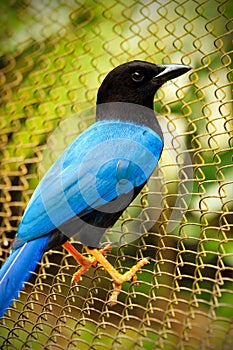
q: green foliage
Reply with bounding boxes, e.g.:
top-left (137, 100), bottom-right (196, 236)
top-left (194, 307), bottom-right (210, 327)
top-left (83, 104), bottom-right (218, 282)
top-left (0, 0), bottom-right (233, 346)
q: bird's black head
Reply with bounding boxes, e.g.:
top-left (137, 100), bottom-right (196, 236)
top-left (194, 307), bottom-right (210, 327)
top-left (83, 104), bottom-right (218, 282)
top-left (97, 60), bottom-right (191, 109)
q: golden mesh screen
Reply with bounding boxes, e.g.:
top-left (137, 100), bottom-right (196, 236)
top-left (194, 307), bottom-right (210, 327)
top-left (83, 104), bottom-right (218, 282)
top-left (0, 1), bottom-right (232, 349)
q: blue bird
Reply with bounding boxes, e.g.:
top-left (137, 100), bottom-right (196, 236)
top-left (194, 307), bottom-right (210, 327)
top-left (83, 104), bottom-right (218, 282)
top-left (0, 61), bottom-right (191, 317)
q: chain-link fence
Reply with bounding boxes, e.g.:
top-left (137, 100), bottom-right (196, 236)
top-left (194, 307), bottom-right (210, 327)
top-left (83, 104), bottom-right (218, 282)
top-left (0, 0), bottom-right (232, 349)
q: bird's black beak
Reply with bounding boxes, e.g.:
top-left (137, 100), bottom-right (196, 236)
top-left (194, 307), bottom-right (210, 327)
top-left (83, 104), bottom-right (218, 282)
top-left (152, 64), bottom-right (192, 84)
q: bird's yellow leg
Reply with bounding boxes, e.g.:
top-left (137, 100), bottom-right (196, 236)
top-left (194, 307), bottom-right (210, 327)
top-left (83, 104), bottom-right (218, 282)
top-left (85, 246), bottom-right (150, 305)
top-left (62, 241), bottom-right (111, 283)
top-left (62, 241), bottom-right (149, 305)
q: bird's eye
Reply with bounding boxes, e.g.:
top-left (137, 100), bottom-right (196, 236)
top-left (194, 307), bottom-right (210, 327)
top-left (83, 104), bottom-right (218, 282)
top-left (131, 70), bottom-right (145, 82)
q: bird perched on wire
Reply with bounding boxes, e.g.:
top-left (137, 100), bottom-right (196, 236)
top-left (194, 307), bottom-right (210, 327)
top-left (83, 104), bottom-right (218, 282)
top-left (0, 60), bottom-right (191, 317)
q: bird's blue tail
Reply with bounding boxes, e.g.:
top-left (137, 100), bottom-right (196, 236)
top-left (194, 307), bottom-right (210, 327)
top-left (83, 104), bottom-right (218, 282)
top-left (0, 235), bottom-right (50, 318)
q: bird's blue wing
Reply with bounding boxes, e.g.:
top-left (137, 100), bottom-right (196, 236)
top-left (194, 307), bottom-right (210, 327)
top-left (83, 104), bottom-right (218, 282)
top-left (0, 120), bottom-right (163, 316)
top-left (14, 120), bottom-right (163, 248)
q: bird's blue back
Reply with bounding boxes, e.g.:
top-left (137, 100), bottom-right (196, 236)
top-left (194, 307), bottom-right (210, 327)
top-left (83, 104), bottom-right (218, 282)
top-left (14, 120), bottom-right (163, 250)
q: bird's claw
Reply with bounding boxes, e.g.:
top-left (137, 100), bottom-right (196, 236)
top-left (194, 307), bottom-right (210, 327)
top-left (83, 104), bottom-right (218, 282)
top-left (63, 242), bottom-right (113, 282)
top-left (107, 257), bottom-right (150, 306)
top-left (63, 242), bottom-right (149, 305)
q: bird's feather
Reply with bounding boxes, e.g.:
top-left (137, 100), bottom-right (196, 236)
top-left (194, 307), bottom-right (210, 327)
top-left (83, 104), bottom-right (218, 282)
top-left (0, 235), bottom-right (51, 317)
top-left (0, 60), bottom-right (191, 317)
top-left (14, 120), bottom-right (163, 249)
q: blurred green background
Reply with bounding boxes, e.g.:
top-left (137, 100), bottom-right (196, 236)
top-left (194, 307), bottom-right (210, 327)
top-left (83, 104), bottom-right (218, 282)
top-left (0, 1), bottom-right (232, 349)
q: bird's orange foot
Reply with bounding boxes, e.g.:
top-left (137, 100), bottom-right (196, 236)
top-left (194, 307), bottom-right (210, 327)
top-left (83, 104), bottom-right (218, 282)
top-left (85, 246), bottom-right (150, 306)
top-left (62, 241), bottom-right (112, 282)
top-left (62, 241), bottom-right (149, 305)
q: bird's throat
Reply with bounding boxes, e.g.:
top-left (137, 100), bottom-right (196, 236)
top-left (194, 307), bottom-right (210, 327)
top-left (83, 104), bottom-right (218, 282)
top-left (96, 102), bottom-right (163, 141)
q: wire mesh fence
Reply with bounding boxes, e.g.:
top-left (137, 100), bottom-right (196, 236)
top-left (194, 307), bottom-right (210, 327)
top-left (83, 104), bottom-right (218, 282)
top-left (0, 0), bottom-right (232, 349)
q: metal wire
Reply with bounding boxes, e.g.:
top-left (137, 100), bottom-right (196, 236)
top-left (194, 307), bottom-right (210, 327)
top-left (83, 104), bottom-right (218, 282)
top-left (0, 0), bottom-right (232, 349)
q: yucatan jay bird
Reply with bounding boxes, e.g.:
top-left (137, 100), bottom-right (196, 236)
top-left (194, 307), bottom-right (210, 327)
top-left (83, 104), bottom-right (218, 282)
top-left (0, 60), bottom-right (191, 317)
